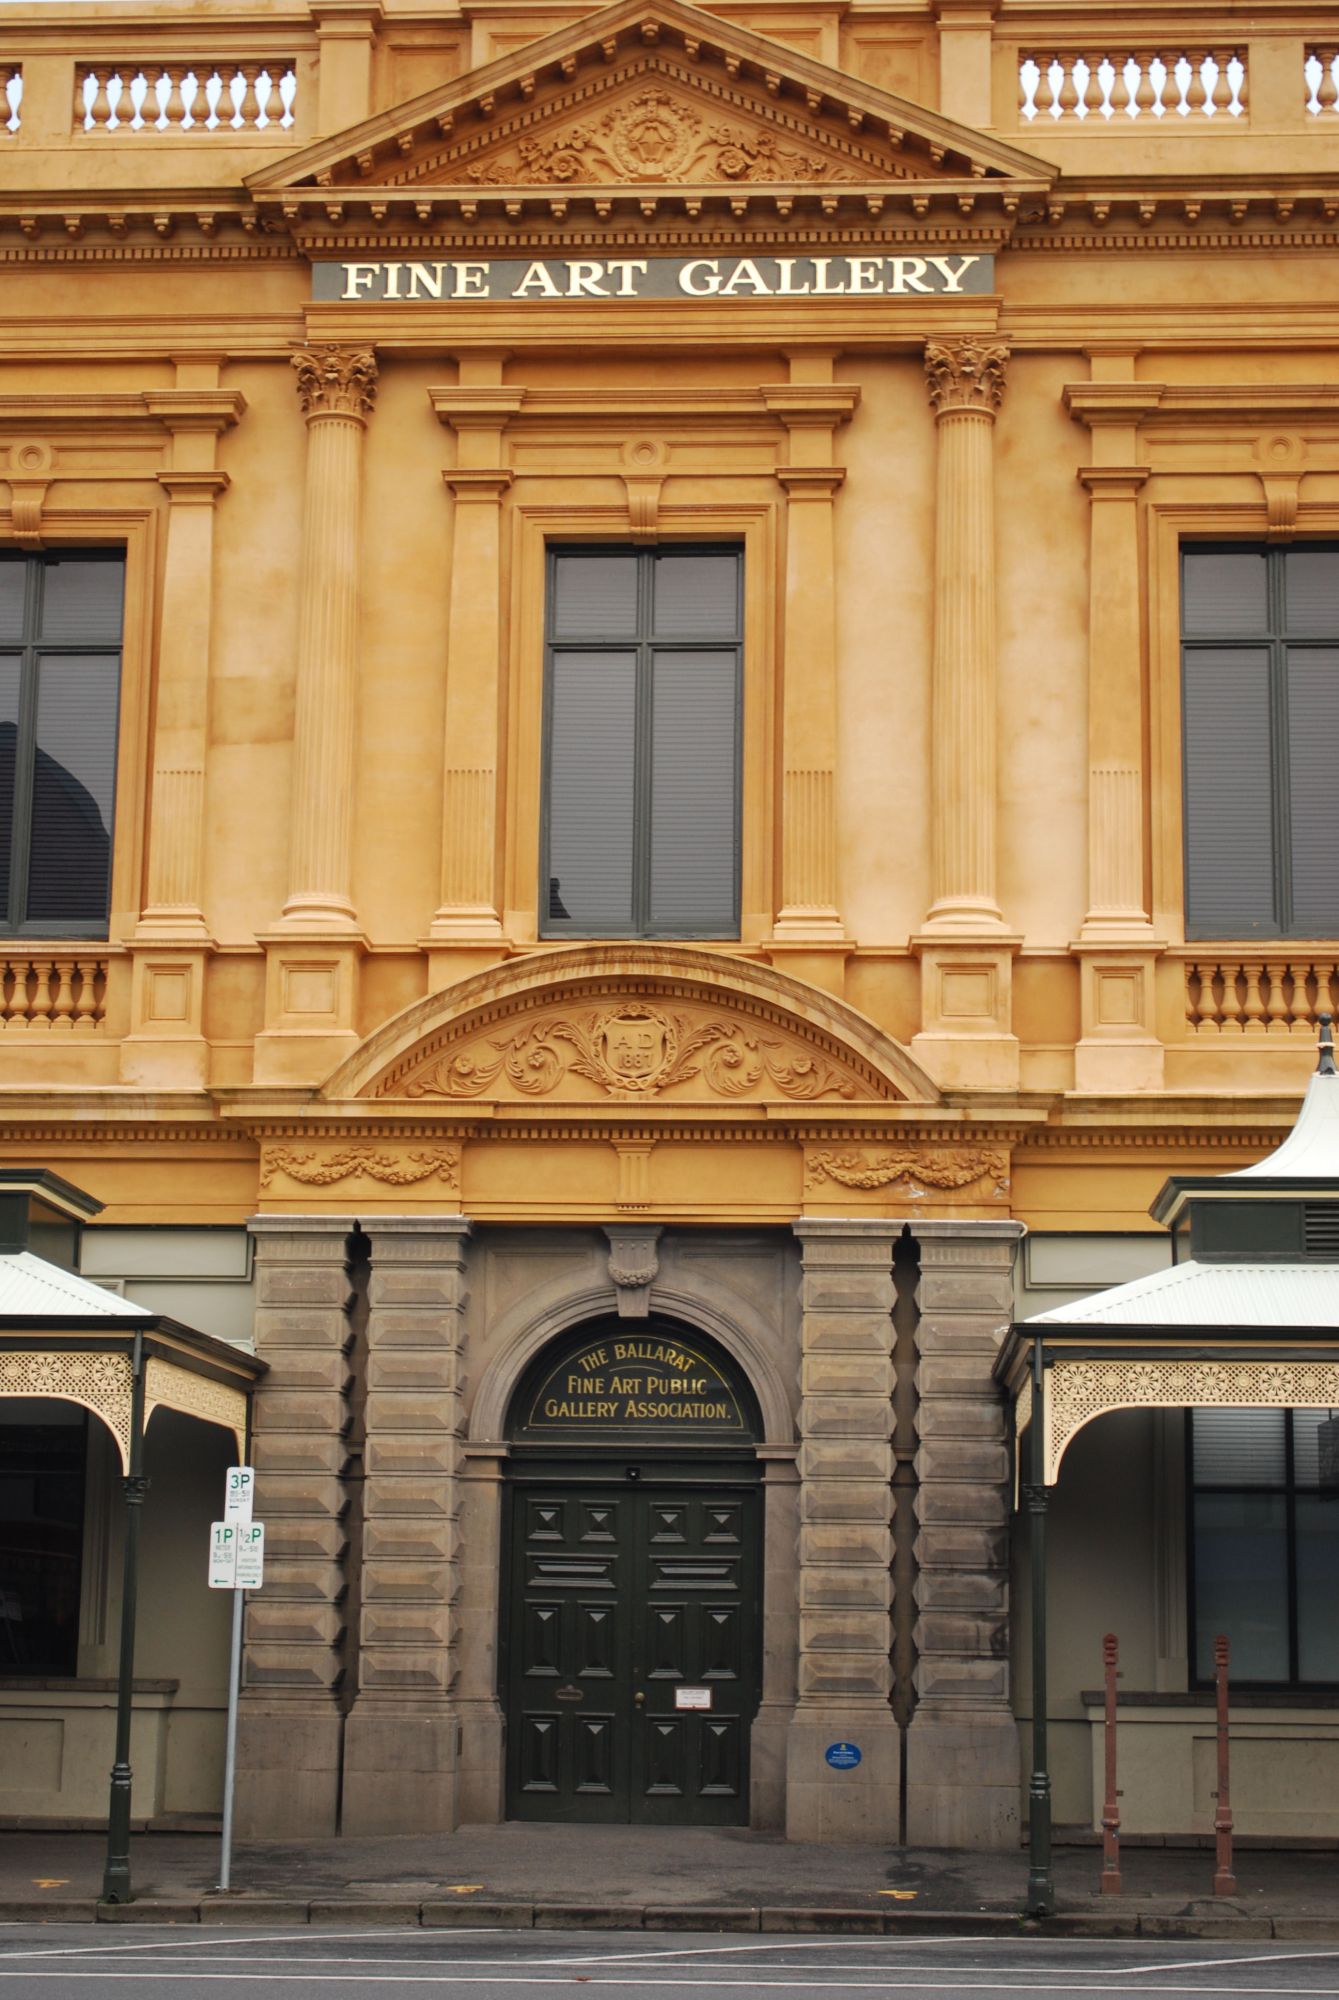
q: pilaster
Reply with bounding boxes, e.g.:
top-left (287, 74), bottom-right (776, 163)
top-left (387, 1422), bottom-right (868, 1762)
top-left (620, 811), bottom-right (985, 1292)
top-left (786, 1219), bottom-right (898, 1843)
top-left (905, 1219), bottom-right (1024, 1850)
top-left (312, 0), bottom-right (382, 134)
top-left (235, 1218), bottom-right (355, 1839)
top-left (426, 366), bottom-right (522, 980)
top-left (122, 377), bottom-right (243, 1089)
top-left (765, 361), bottom-right (859, 958)
top-left (256, 346), bottom-right (375, 1085)
top-left (341, 1217), bottom-right (470, 1835)
top-left (1065, 368), bottom-right (1167, 1091)
top-left (912, 340), bottom-right (1018, 1091)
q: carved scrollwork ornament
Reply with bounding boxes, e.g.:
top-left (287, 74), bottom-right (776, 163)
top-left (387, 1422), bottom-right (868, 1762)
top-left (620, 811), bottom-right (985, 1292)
top-left (923, 339), bottom-right (1010, 417)
top-left (292, 345), bottom-right (379, 421)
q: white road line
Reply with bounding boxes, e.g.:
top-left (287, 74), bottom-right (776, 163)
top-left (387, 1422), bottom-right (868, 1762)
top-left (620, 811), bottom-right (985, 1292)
top-left (1, 1970), bottom-right (1338, 1996)
top-left (528, 1939), bottom-right (1007, 1965)
top-left (0, 1931), bottom-right (440, 1962)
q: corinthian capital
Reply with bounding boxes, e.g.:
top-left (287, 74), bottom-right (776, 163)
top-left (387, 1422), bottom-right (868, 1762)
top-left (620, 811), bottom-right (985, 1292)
top-left (924, 339), bottom-right (1009, 417)
top-left (292, 345), bottom-right (378, 420)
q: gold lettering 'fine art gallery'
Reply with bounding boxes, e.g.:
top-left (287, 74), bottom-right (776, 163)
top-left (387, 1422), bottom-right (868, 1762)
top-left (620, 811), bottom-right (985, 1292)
top-left (3, 0), bottom-right (1339, 1877)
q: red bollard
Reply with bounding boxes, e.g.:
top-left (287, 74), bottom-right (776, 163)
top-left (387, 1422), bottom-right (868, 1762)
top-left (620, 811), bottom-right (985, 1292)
top-left (1100, 1633), bottom-right (1121, 1894)
top-left (1213, 1634), bottom-right (1237, 1897)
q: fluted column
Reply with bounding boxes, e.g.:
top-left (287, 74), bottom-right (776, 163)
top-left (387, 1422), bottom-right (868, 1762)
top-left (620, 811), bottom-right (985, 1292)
top-left (922, 339), bottom-right (1009, 933)
top-left (283, 345), bottom-right (377, 929)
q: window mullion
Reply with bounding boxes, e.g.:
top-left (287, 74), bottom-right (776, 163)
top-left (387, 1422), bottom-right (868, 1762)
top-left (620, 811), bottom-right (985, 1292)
top-left (1268, 551), bottom-right (1294, 936)
top-left (632, 554), bottom-right (654, 937)
top-left (10, 560), bottom-right (42, 932)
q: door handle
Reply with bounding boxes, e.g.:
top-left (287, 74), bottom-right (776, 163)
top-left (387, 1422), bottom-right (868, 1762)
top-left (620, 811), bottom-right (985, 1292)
top-left (634, 1690), bottom-right (645, 1707)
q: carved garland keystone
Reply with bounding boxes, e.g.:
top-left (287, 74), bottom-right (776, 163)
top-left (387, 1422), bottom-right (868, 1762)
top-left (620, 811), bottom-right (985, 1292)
top-left (923, 339), bottom-right (1010, 417)
top-left (292, 345), bottom-right (379, 421)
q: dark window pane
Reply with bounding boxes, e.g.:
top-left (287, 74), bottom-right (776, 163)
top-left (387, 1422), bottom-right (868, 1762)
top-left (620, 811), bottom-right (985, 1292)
top-left (1296, 1495), bottom-right (1339, 1682)
top-left (1193, 1407), bottom-right (1286, 1486)
top-left (551, 554), bottom-right (638, 640)
top-left (1286, 649), bottom-right (1339, 934)
top-left (649, 650), bottom-right (738, 932)
top-left (1284, 550), bottom-right (1339, 636)
top-left (1183, 551), bottom-right (1268, 635)
top-left (26, 655), bottom-right (118, 926)
top-left (1183, 647), bottom-right (1276, 934)
top-left (546, 651), bottom-right (636, 931)
top-left (0, 559), bottom-right (27, 644)
top-left (1293, 1409), bottom-right (1339, 1490)
top-left (0, 657), bottom-right (19, 922)
top-left (0, 1403), bottom-right (86, 1677)
top-left (1193, 1490), bottom-right (1289, 1681)
top-left (39, 557), bottom-right (123, 645)
top-left (652, 554), bottom-right (739, 639)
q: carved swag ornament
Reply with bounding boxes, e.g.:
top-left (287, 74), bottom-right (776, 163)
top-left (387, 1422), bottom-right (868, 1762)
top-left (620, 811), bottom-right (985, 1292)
top-left (392, 1002), bottom-right (859, 1101)
top-left (260, 1145), bottom-right (461, 1190)
top-left (464, 88), bottom-right (845, 186)
top-left (805, 1147), bottom-right (1008, 1195)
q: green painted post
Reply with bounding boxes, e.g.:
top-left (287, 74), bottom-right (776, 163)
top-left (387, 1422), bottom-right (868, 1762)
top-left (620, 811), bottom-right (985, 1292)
top-left (102, 1331), bottom-right (146, 1905)
top-left (1024, 1335), bottom-right (1055, 1918)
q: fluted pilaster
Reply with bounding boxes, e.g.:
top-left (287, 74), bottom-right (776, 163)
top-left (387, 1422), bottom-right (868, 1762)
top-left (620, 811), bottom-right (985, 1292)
top-left (1078, 466), bottom-right (1153, 935)
top-left (283, 346), bottom-right (376, 928)
top-left (922, 340), bottom-right (1008, 934)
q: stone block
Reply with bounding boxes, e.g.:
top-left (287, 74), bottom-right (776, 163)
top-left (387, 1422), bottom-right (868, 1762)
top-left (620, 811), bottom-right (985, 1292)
top-left (341, 1705), bottom-right (459, 1834)
top-left (364, 1435), bottom-right (461, 1475)
top-left (256, 1387), bottom-right (350, 1430)
top-left (799, 1398), bottom-right (893, 1439)
top-left (799, 1480), bottom-right (893, 1523)
top-left (252, 1313), bottom-right (350, 1350)
top-left (362, 1561), bottom-right (457, 1602)
top-left (799, 1568), bottom-right (891, 1609)
top-left (915, 1570), bottom-right (1008, 1613)
top-left (246, 1601), bottom-right (346, 1646)
top-left (260, 1558), bottom-right (346, 1601)
top-left (913, 1524), bottom-right (1006, 1570)
top-left (913, 1655), bottom-right (1010, 1703)
top-left (914, 1485), bottom-right (1009, 1527)
top-left (904, 1710), bottom-right (1020, 1850)
top-left (234, 1704), bottom-right (341, 1837)
top-left (801, 1354), bottom-right (894, 1395)
top-left (251, 1436), bottom-right (348, 1475)
top-left (799, 1610), bottom-right (890, 1654)
top-left (799, 1439), bottom-right (890, 1481)
top-left (913, 1356), bottom-right (1002, 1397)
top-left (364, 1518), bottom-right (457, 1560)
top-left (366, 1351), bottom-right (460, 1391)
top-left (798, 1522), bottom-right (890, 1567)
top-left (263, 1522), bottom-right (348, 1561)
top-left (916, 1441), bottom-right (1009, 1484)
top-left (360, 1603), bottom-right (453, 1646)
top-left (914, 1395), bottom-right (1006, 1436)
top-left (255, 1268), bottom-right (354, 1307)
top-left (914, 1609), bottom-right (1007, 1656)
top-left (797, 1313), bottom-right (895, 1352)
top-left (251, 1473), bottom-right (347, 1518)
top-left (359, 1648), bottom-right (455, 1692)
top-left (363, 1475), bottom-right (458, 1518)
top-left (785, 1708), bottom-right (900, 1842)
top-left (797, 1657), bottom-right (891, 1700)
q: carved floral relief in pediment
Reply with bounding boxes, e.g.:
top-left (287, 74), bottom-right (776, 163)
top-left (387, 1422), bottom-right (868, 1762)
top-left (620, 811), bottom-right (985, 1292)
top-left (374, 997), bottom-right (890, 1103)
top-left (455, 85), bottom-right (849, 187)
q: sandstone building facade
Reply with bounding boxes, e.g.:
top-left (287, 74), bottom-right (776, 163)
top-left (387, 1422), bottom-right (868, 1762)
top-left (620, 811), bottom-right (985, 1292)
top-left (1, 0), bottom-right (1338, 1850)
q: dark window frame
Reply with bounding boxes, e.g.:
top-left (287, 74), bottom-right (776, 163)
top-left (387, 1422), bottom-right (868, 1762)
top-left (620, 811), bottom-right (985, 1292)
top-left (1186, 1406), bottom-right (1339, 1692)
top-left (0, 549), bottom-right (123, 939)
top-left (539, 543), bottom-right (743, 942)
top-left (0, 1404), bottom-right (88, 1679)
top-left (1180, 539), bottom-right (1339, 941)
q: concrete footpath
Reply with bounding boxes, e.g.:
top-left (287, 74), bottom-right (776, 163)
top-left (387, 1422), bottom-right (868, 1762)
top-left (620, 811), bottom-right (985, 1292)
top-left (2, 1824), bottom-right (1338, 1939)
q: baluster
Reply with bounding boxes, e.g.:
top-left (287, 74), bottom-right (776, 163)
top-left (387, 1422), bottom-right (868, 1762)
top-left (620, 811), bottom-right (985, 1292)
top-left (88, 67), bottom-right (113, 131)
top-left (72, 962), bottom-right (99, 1031)
top-left (0, 962), bottom-right (16, 1028)
top-left (1018, 58), bottom-right (1033, 121)
top-left (1288, 963), bottom-right (1314, 1033)
top-left (28, 961), bottom-right (52, 1030)
top-left (1193, 963), bottom-right (1221, 1034)
top-left (1057, 56), bottom-right (1080, 117)
top-left (1082, 58), bottom-right (1105, 119)
top-left (49, 960), bottom-right (75, 1030)
top-left (237, 62), bottom-right (262, 128)
top-left (1032, 55), bottom-right (1057, 118)
top-left (1109, 54), bottom-right (1132, 118)
top-left (1320, 52), bottom-right (1339, 114)
top-left (1219, 962), bottom-right (1243, 1033)
top-left (160, 65), bottom-right (185, 128)
top-left (1134, 53), bottom-right (1157, 117)
top-left (1265, 960), bottom-right (1290, 1033)
top-left (6, 962), bottom-right (31, 1028)
top-left (1235, 54), bottom-right (1249, 117)
top-left (1322, 965), bottom-right (1339, 1020)
top-left (199, 67), bottom-right (221, 130)
top-left (1186, 49), bottom-right (1209, 115)
top-left (1211, 52), bottom-right (1233, 117)
top-left (1241, 962), bottom-right (1266, 1034)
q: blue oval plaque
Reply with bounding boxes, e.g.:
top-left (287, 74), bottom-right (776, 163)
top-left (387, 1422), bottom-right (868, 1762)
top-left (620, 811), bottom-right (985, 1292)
top-left (825, 1741), bottom-right (862, 1770)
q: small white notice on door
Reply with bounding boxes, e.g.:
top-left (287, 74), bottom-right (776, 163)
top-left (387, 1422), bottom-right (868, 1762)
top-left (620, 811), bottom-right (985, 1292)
top-left (675, 1687), bottom-right (712, 1710)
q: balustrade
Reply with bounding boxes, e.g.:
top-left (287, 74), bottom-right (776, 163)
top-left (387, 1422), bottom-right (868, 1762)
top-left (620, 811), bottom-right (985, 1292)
top-left (0, 957), bottom-right (106, 1031)
top-left (1020, 50), bottom-right (1245, 122)
top-left (1183, 957), bottom-right (1339, 1037)
top-left (76, 62), bottom-right (296, 133)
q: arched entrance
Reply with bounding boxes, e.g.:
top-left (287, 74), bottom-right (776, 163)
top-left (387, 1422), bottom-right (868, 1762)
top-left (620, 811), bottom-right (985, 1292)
top-left (502, 1315), bottom-right (764, 1825)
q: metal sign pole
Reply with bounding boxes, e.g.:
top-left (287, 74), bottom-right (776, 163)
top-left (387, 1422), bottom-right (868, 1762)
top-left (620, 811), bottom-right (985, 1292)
top-left (217, 1583), bottom-right (245, 1893)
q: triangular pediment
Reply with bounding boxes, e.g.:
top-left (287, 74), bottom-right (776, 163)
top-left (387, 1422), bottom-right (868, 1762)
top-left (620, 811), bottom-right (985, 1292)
top-left (249, 0), bottom-right (1054, 211)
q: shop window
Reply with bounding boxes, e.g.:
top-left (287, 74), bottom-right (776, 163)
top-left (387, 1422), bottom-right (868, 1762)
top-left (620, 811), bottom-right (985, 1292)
top-left (1181, 544), bottom-right (1339, 940)
top-left (1190, 1407), bottom-right (1339, 1687)
top-left (0, 1401), bottom-right (87, 1676)
top-left (0, 550), bottom-right (124, 937)
top-left (540, 546), bottom-right (742, 939)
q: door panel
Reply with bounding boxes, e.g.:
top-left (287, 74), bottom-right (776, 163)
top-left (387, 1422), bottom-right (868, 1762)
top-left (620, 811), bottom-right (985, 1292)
top-left (506, 1475), bottom-right (759, 1824)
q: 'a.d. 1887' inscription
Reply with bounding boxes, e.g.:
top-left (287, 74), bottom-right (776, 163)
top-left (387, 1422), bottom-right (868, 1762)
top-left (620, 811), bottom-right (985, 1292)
top-left (313, 252), bottom-right (993, 303)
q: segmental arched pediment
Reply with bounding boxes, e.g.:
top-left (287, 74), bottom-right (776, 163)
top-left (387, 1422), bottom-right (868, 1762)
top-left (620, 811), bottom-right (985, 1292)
top-left (323, 944), bottom-right (939, 1107)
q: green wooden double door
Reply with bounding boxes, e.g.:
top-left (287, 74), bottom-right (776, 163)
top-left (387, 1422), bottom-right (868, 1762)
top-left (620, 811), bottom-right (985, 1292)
top-left (504, 1467), bottom-right (762, 1824)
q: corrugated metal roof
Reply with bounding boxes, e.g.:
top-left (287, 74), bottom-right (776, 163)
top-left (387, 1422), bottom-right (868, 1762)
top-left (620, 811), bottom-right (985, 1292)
top-left (0, 1251), bottom-right (147, 1319)
top-left (1231, 1070), bottom-right (1339, 1181)
top-left (1025, 1258), bottom-right (1339, 1329)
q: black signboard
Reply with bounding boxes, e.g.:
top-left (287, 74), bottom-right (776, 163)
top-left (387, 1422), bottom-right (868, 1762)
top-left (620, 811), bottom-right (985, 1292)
top-left (512, 1325), bottom-right (753, 1441)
